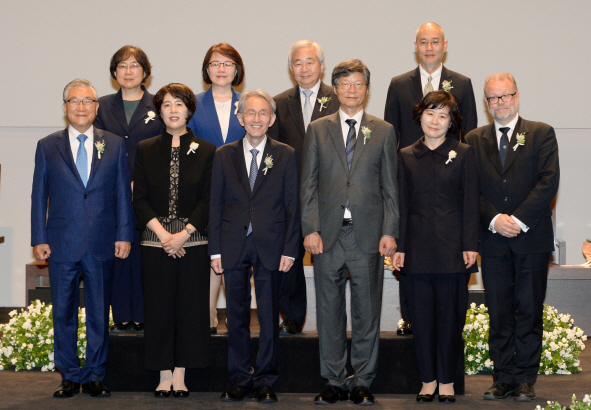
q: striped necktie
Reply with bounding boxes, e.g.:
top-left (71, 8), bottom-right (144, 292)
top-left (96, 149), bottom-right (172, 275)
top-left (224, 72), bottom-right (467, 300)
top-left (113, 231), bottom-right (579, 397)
top-left (76, 134), bottom-right (88, 187)
top-left (247, 148), bottom-right (259, 235)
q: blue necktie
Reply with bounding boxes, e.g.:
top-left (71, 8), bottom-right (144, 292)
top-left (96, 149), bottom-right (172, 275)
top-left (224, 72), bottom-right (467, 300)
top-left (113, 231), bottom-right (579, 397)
top-left (345, 119), bottom-right (357, 211)
top-left (302, 89), bottom-right (314, 131)
top-left (76, 134), bottom-right (88, 187)
top-left (247, 148), bottom-right (259, 236)
top-left (499, 127), bottom-right (510, 167)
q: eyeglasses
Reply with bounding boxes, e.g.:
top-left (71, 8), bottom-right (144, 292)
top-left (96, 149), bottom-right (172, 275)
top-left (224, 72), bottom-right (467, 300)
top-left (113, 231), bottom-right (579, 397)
top-left (66, 98), bottom-right (97, 106)
top-left (244, 110), bottom-right (270, 119)
top-left (486, 92), bottom-right (517, 105)
top-left (116, 63), bottom-right (142, 70)
top-left (417, 39), bottom-right (442, 47)
top-left (209, 61), bottom-right (236, 69)
top-left (337, 82), bottom-right (367, 90)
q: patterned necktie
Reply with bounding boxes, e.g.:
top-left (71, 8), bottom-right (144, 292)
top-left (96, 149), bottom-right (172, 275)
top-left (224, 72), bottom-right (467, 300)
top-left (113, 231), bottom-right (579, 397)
top-left (424, 75), bottom-right (434, 96)
top-left (499, 127), bottom-right (510, 167)
top-left (345, 119), bottom-right (357, 211)
top-left (76, 134), bottom-right (88, 187)
top-left (247, 148), bottom-right (259, 235)
top-left (302, 89), bottom-right (314, 131)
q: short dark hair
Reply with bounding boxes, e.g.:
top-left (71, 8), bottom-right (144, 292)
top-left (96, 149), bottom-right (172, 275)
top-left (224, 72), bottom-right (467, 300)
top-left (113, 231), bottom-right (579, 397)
top-left (202, 43), bottom-right (245, 86)
top-left (412, 90), bottom-right (462, 134)
top-left (109, 45), bottom-right (152, 83)
top-left (153, 83), bottom-right (197, 121)
top-left (331, 59), bottom-right (370, 88)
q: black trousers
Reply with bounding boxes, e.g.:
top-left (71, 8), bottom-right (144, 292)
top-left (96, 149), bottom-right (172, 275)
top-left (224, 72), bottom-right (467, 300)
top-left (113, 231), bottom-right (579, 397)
top-left (111, 226), bottom-right (144, 323)
top-left (279, 240), bottom-right (307, 327)
top-left (405, 273), bottom-right (470, 384)
top-left (481, 251), bottom-right (550, 385)
top-left (141, 245), bottom-right (212, 371)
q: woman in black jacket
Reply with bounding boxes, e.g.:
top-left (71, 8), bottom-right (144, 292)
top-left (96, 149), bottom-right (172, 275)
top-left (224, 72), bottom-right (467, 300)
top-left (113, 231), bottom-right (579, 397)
top-left (393, 90), bottom-right (479, 403)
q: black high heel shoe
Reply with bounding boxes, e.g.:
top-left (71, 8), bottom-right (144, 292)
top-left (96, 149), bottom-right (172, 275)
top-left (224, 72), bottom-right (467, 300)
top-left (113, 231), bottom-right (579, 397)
top-left (154, 387), bottom-right (171, 398)
top-left (416, 384), bottom-right (438, 403)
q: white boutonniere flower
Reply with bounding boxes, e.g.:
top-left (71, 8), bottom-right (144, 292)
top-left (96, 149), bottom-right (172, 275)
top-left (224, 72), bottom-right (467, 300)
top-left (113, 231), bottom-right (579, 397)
top-left (95, 140), bottom-right (105, 159)
top-left (234, 101), bottom-right (239, 115)
top-left (263, 154), bottom-right (273, 175)
top-left (446, 150), bottom-right (457, 164)
top-left (187, 141), bottom-right (199, 155)
top-left (317, 96), bottom-right (331, 112)
top-left (361, 126), bottom-right (371, 145)
top-left (144, 111), bottom-right (156, 124)
top-left (513, 132), bottom-right (526, 151)
top-left (441, 80), bottom-right (453, 92)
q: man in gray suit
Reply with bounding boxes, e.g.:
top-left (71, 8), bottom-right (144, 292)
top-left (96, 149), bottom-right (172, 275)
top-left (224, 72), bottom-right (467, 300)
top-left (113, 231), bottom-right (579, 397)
top-left (300, 59), bottom-right (399, 406)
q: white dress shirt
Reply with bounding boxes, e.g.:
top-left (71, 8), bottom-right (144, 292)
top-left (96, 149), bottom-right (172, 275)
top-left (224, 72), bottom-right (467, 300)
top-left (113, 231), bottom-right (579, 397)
top-left (419, 63), bottom-right (443, 92)
top-left (214, 100), bottom-right (232, 143)
top-left (68, 125), bottom-right (93, 177)
top-left (299, 80), bottom-right (322, 113)
top-left (488, 113), bottom-right (529, 233)
top-left (338, 108), bottom-right (364, 219)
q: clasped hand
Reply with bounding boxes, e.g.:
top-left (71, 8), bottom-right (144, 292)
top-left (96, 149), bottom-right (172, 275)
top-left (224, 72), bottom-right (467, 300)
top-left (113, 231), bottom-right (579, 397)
top-left (494, 214), bottom-right (522, 238)
top-left (161, 231), bottom-right (189, 258)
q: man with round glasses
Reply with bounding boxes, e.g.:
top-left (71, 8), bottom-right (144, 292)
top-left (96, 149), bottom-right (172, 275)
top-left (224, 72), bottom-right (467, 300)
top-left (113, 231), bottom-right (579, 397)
top-left (466, 72), bottom-right (560, 402)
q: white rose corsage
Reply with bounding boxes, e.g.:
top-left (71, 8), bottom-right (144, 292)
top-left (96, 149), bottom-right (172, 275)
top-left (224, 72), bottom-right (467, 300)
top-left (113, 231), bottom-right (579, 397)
top-left (361, 126), bottom-right (371, 145)
top-left (263, 154), bottom-right (273, 175)
top-left (145, 111), bottom-right (156, 124)
top-left (234, 101), bottom-right (239, 115)
top-left (445, 150), bottom-right (457, 164)
top-left (317, 96), bottom-right (331, 112)
top-left (187, 141), bottom-right (199, 155)
top-left (513, 132), bottom-right (526, 151)
top-left (441, 80), bottom-right (453, 92)
top-left (95, 140), bottom-right (105, 159)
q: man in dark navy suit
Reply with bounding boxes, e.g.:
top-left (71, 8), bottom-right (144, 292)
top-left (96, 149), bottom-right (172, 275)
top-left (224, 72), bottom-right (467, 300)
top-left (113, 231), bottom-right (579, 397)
top-left (268, 40), bottom-right (338, 335)
top-left (384, 22), bottom-right (477, 335)
top-left (31, 78), bottom-right (133, 398)
top-left (209, 90), bottom-right (301, 403)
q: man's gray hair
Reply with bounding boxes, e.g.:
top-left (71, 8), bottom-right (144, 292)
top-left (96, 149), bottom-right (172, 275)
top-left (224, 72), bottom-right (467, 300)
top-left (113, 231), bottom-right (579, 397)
top-left (236, 90), bottom-right (276, 115)
top-left (288, 40), bottom-right (325, 66)
top-left (331, 59), bottom-right (370, 88)
top-left (63, 78), bottom-right (98, 102)
top-left (484, 72), bottom-right (518, 94)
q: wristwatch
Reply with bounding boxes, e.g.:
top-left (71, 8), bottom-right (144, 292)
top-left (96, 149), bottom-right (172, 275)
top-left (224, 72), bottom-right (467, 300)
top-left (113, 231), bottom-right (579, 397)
top-left (185, 227), bottom-right (193, 235)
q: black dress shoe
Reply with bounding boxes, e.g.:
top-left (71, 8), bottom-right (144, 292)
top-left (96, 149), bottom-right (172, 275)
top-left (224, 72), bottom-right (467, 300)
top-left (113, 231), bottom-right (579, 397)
top-left (513, 383), bottom-right (535, 402)
top-left (397, 321), bottom-right (413, 335)
top-left (132, 322), bottom-right (144, 333)
top-left (82, 381), bottom-right (111, 397)
top-left (172, 389), bottom-right (189, 398)
top-left (350, 386), bottom-right (375, 406)
top-left (110, 322), bottom-right (131, 334)
top-left (416, 386), bottom-right (437, 403)
top-left (154, 388), bottom-right (171, 398)
top-left (53, 380), bottom-right (80, 398)
top-left (314, 385), bottom-right (349, 404)
top-left (439, 394), bottom-right (456, 403)
top-left (210, 326), bottom-right (217, 334)
top-left (221, 384), bottom-right (253, 402)
top-left (254, 384), bottom-right (278, 403)
top-left (483, 382), bottom-right (515, 400)
top-left (279, 318), bottom-right (302, 335)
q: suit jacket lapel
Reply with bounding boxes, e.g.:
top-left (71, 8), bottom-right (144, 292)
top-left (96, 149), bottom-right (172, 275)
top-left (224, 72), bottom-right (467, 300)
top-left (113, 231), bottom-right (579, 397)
top-left (482, 124), bottom-right (504, 174)
top-left (349, 114), bottom-right (368, 176)
top-left (110, 89), bottom-right (130, 133)
top-left (203, 88), bottom-right (225, 147)
top-left (286, 86), bottom-right (306, 139)
top-left (227, 89), bottom-right (242, 142)
top-left (127, 86), bottom-right (153, 132)
top-left (410, 67), bottom-right (423, 103)
top-left (250, 137), bottom-right (276, 198)
top-left (232, 139), bottom-right (251, 196)
top-left (56, 129), bottom-right (82, 184)
top-left (326, 113), bottom-right (349, 174)
top-left (311, 82), bottom-right (333, 122)
top-left (87, 127), bottom-right (102, 186)
top-left (503, 117), bottom-right (527, 172)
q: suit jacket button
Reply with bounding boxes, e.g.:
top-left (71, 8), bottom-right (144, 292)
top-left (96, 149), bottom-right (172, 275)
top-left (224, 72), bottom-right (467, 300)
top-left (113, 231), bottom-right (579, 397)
top-left (505, 197), bottom-right (508, 201)
top-left (503, 179), bottom-right (507, 183)
top-left (84, 195), bottom-right (88, 199)
top-left (250, 207), bottom-right (254, 211)
top-left (126, 153), bottom-right (129, 156)
top-left (125, 136), bottom-right (129, 139)
top-left (347, 182), bottom-right (351, 186)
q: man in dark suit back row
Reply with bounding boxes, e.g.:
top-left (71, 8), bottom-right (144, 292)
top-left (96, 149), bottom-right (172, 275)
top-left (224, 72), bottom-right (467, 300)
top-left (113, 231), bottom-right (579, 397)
top-left (268, 40), bottom-right (338, 335)
top-left (384, 22), bottom-right (478, 335)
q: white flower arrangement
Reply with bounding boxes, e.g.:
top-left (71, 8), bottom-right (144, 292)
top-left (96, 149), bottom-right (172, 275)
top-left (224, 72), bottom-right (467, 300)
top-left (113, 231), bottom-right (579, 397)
top-left (317, 96), bottom-right (331, 112)
top-left (263, 154), bottom-right (273, 175)
top-left (144, 111), bottom-right (156, 124)
top-left (234, 101), bottom-right (239, 115)
top-left (537, 394), bottom-right (591, 410)
top-left (441, 80), bottom-right (454, 92)
top-left (361, 126), bottom-right (371, 145)
top-left (187, 141), bottom-right (199, 155)
top-left (463, 303), bottom-right (586, 375)
top-left (513, 132), bottom-right (526, 151)
top-left (95, 140), bottom-right (105, 159)
top-left (446, 150), bottom-right (457, 165)
top-left (0, 300), bottom-right (113, 372)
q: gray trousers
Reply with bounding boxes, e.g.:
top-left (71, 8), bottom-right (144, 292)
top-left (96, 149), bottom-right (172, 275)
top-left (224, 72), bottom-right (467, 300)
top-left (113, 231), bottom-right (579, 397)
top-left (314, 225), bottom-right (383, 390)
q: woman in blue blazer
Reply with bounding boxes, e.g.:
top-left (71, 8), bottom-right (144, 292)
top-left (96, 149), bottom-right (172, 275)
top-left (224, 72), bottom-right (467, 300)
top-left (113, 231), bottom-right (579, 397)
top-left (187, 43), bottom-right (245, 333)
top-left (94, 45), bottom-right (164, 333)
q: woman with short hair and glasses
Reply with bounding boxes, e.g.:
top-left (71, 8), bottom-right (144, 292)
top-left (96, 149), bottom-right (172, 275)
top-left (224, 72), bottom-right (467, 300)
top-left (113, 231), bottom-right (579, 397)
top-left (134, 83), bottom-right (216, 397)
top-left (187, 43), bottom-right (246, 334)
top-left (94, 45), bottom-right (164, 335)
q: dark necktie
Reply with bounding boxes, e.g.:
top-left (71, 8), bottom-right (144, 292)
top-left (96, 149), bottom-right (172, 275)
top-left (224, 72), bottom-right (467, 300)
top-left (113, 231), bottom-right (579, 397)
top-left (76, 134), bottom-right (88, 187)
top-left (247, 148), bottom-right (259, 236)
top-left (345, 119), bottom-right (357, 211)
top-left (499, 127), bottom-right (510, 167)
